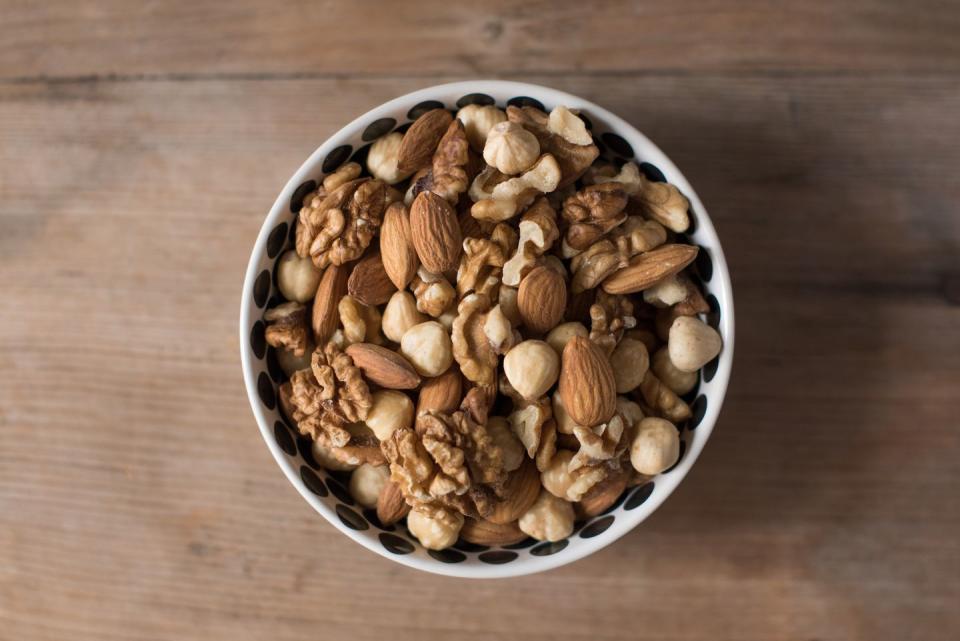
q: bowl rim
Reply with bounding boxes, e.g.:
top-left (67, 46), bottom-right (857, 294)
top-left (240, 80), bottom-right (735, 578)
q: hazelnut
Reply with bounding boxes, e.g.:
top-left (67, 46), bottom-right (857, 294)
top-left (668, 316), bottom-right (722, 373)
top-left (629, 417), bottom-right (680, 475)
top-left (456, 104), bottom-right (507, 152)
top-left (540, 449), bottom-right (576, 499)
top-left (503, 340), bottom-right (559, 401)
top-left (349, 463), bottom-right (389, 508)
top-left (518, 490), bottom-right (575, 542)
top-left (483, 121), bottom-right (540, 175)
top-left (366, 132), bottom-right (413, 185)
top-left (545, 322), bottom-right (588, 356)
top-left (311, 439), bottom-right (357, 472)
top-left (498, 286), bottom-right (522, 326)
top-left (400, 321), bottom-right (453, 377)
top-left (652, 346), bottom-right (698, 395)
top-left (551, 390), bottom-right (580, 435)
top-left (277, 249), bottom-right (322, 303)
top-left (381, 291), bottom-right (426, 343)
top-left (488, 416), bottom-right (525, 472)
top-left (365, 390), bottom-right (414, 441)
top-left (610, 338), bottom-right (650, 393)
top-left (407, 506), bottom-right (464, 550)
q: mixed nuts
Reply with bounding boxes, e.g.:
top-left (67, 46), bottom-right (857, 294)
top-left (269, 101), bottom-right (722, 551)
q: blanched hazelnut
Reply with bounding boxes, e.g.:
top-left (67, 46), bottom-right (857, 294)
top-left (407, 506), bottom-right (464, 550)
top-left (349, 463), bottom-right (389, 508)
top-left (610, 338), bottom-right (650, 393)
top-left (547, 106), bottom-right (593, 146)
top-left (400, 321), bottom-right (453, 377)
top-left (311, 439), bottom-right (357, 472)
top-left (540, 449), bottom-right (576, 498)
top-left (503, 340), bottom-right (559, 400)
top-left (668, 316), bottom-right (722, 372)
top-left (366, 132), bottom-right (413, 185)
top-left (483, 121), bottom-right (540, 175)
top-left (365, 390), bottom-right (414, 441)
top-left (382, 291), bottom-right (426, 343)
top-left (652, 346), bottom-right (698, 395)
top-left (488, 416), bottom-right (525, 472)
top-left (551, 390), bottom-right (580, 435)
top-left (545, 322), bottom-right (588, 356)
top-left (457, 104), bottom-right (507, 152)
top-left (630, 417), bottom-right (680, 475)
top-left (518, 490), bottom-right (575, 542)
top-left (277, 250), bottom-right (322, 303)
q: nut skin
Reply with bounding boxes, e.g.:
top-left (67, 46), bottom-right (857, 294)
top-left (630, 417), bottom-right (680, 475)
top-left (312, 263), bottom-right (350, 342)
top-left (409, 191), bottom-right (462, 274)
top-left (365, 390), bottom-right (414, 441)
top-left (376, 479), bottom-right (411, 525)
top-left (559, 336), bottom-right (617, 426)
top-left (277, 250), bottom-right (322, 303)
top-left (381, 291), bottom-right (426, 343)
top-left (610, 338), bottom-right (650, 393)
top-left (345, 343), bottom-right (421, 390)
top-left (416, 367), bottom-right (463, 416)
top-left (460, 518), bottom-right (528, 546)
top-left (503, 340), bottom-right (560, 401)
top-left (575, 474), bottom-right (627, 519)
top-left (668, 316), bottom-right (722, 373)
top-left (400, 321), bottom-right (453, 377)
top-left (601, 244), bottom-right (699, 295)
top-left (517, 265), bottom-right (568, 334)
top-left (380, 202), bottom-right (419, 289)
top-left (347, 250), bottom-right (396, 306)
top-left (397, 108), bottom-right (454, 174)
top-left (487, 458), bottom-right (541, 524)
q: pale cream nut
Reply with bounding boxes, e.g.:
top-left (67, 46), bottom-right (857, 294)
top-left (546, 106), bottom-right (593, 146)
top-left (367, 132), bottom-right (414, 185)
top-left (381, 290), bottom-right (426, 343)
top-left (668, 316), bottom-right (722, 372)
top-left (630, 417), bottom-right (680, 475)
top-left (338, 295), bottom-right (382, 345)
top-left (592, 161), bottom-right (643, 195)
top-left (412, 267), bottom-right (456, 318)
top-left (400, 321), bottom-right (453, 377)
top-left (610, 338), bottom-right (650, 393)
top-left (652, 346), bottom-right (698, 395)
top-left (540, 449), bottom-right (576, 499)
top-left (483, 121), bottom-right (540, 175)
top-left (616, 396), bottom-right (645, 430)
top-left (456, 104), bottom-right (507, 152)
top-left (551, 391), bottom-right (581, 435)
top-left (277, 250), bottom-right (323, 303)
top-left (407, 506), bottom-right (464, 551)
top-left (503, 340), bottom-right (559, 401)
top-left (349, 463), bottom-right (390, 509)
top-left (436, 309), bottom-right (457, 332)
top-left (311, 439), bottom-right (358, 472)
top-left (545, 322), bottom-right (588, 356)
top-left (498, 286), bottom-right (522, 326)
top-left (643, 275), bottom-right (688, 307)
top-left (487, 416), bottom-right (525, 472)
top-left (365, 390), bottom-right (414, 441)
top-left (518, 490), bottom-right (575, 542)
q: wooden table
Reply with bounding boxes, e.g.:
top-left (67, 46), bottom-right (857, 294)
top-left (2, 2), bottom-right (958, 639)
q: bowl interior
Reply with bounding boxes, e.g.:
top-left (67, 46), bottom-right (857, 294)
top-left (240, 81), bottom-right (734, 578)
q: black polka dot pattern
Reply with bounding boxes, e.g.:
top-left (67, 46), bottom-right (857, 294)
top-left (506, 96), bottom-right (545, 112)
top-left (695, 247), bottom-right (713, 282)
top-left (689, 395), bottom-right (708, 429)
top-left (336, 505), bottom-right (368, 531)
top-left (362, 117), bottom-right (397, 141)
top-left (362, 509), bottom-right (394, 532)
top-left (266, 348), bottom-right (284, 383)
top-left (453, 540), bottom-right (489, 553)
top-left (601, 132), bottom-right (634, 159)
top-left (428, 549), bottom-right (466, 564)
top-left (325, 476), bottom-right (354, 505)
top-left (639, 162), bottom-right (667, 183)
top-left (275, 422), bottom-right (296, 456)
top-left (706, 294), bottom-right (721, 329)
top-left (301, 466), bottom-right (328, 496)
top-left (253, 270), bottom-right (270, 308)
top-left (503, 537), bottom-right (537, 550)
top-left (322, 145), bottom-right (352, 174)
top-left (624, 483), bottom-right (656, 510)
top-left (579, 515), bottom-right (615, 539)
top-left (379, 532), bottom-right (414, 555)
top-left (478, 551), bottom-right (518, 565)
top-left (296, 436), bottom-right (320, 469)
top-left (266, 223), bottom-right (288, 258)
top-left (703, 357), bottom-right (719, 383)
top-left (250, 321), bottom-right (266, 359)
top-left (456, 93), bottom-right (495, 108)
top-left (257, 372), bottom-right (275, 409)
top-left (407, 100), bottom-right (445, 120)
top-left (578, 112), bottom-right (594, 131)
top-left (349, 143), bottom-right (372, 168)
top-left (530, 540), bottom-right (568, 556)
top-left (290, 180), bottom-right (316, 213)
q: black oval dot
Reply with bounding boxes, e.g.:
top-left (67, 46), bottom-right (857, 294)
top-left (322, 145), bottom-right (353, 174)
top-left (663, 440), bottom-right (686, 474)
top-left (428, 548), bottom-right (466, 563)
top-left (379, 532), bottom-right (414, 555)
top-left (301, 465), bottom-right (328, 496)
top-left (478, 550), bottom-right (518, 565)
top-left (456, 93), bottom-right (495, 108)
top-left (253, 270), bottom-right (271, 308)
top-left (689, 395), bottom-right (708, 429)
top-left (686, 208), bottom-right (697, 235)
top-left (703, 357), bottom-right (720, 383)
top-left (288, 219), bottom-right (298, 242)
top-left (349, 142), bottom-right (372, 169)
top-left (266, 222), bottom-right (288, 258)
top-left (250, 321), bottom-right (266, 359)
top-left (363, 508), bottom-right (395, 532)
top-left (593, 137), bottom-right (608, 157)
top-left (266, 347), bottom-right (284, 383)
top-left (601, 133), bottom-right (633, 159)
top-left (579, 515), bottom-right (615, 539)
top-left (601, 489), bottom-right (630, 515)
top-left (695, 247), bottom-right (713, 282)
top-left (275, 421), bottom-right (296, 456)
top-left (453, 540), bottom-right (489, 553)
top-left (297, 436), bottom-right (321, 469)
top-left (407, 100), bottom-right (445, 120)
top-left (530, 540), bottom-right (569, 556)
top-left (502, 537), bottom-right (537, 550)
top-left (705, 294), bottom-right (721, 329)
top-left (326, 476), bottom-right (354, 505)
top-left (578, 112), bottom-right (594, 131)
top-left (362, 117), bottom-right (397, 141)
top-left (639, 162), bottom-right (666, 183)
top-left (257, 372), bottom-right (276, 409)
top-left (506, 96), bottom-right (545, 112)
top-left (336, 504), bottom-right (368, 531)
top-left (290, 180), bottom-right (317, 213)
top-left (624, 482), bottom-right (655, 510)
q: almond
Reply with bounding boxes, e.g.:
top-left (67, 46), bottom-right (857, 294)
top-left (409, 191), bottom-right (462, 273)
top-left (460, 518), bottom-right (528, 546)
top-left (379, 202), bottom-right (419, 289)
top-left (487, 458), bottom-right (540, 524)
top-left (347, 250), bottom-right (396, 306)
top-left (345, 343), bottom-right (421, 390)
top-left (397, 108), bottom-right (454, 173)
top-left (517, 265), bottom-right (567, 334)
top-left (574, 474), bottom-right (627, 519)
top-left (601, 244), bottom-right (699, 294)
top-left (376, 480), bottom-right (410, 525)
top-left (559, 336), bottom-right (617, 426)
top-left (416, 367), bottom-right (462, 416)
top-left (311, 263), bottom-right (349, 342)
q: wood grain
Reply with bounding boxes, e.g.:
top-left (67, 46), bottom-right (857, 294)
top-left (2, 3), bottom-right (960, 640)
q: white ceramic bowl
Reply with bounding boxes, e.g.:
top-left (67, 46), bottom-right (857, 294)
top-left (240, 81), bottom-right (734, 578)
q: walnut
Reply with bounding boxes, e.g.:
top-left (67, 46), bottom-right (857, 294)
top-left (332, 427), bottom-right (387, 468)
top-left (455, 224), bottom-right (513, 300)
top-left (561, 183), bottom-right (629, 251)
top-left (506, 105), bottom-right (599, 188)
top-left (411, 267), bottom-right (456, 318)
top-left (337, 295), bottom-right (383, 345)
top-left (322, 162), bottom-right (362, 192)
top-left (508, 398), bottom-right (557, 472)
top-left (502, 197), bottom-right (559, 286)
top-left (569, 217), bottom-right (667, 293)
top-left (591, 161), bottom-right (643, 195)
top-left (470, 154), bottom-right (562, 222)
top-left (589, 290), bottom-right (637, 356)
top-left (452, 293), bottom-right (517, 386)
top-left (263, 302), bottom-right (309, 357)
top-left (382, 428), bottom-right (435, 502)
top-left (569, 413), bottom-right (627, 471)
top-left (610, 216), bottom-right (667, 256)
top-left (286, 341), bottom-right (372, 447)
top-left (637, 370), bottom-right (692, 423)
top-left (296, 178), bottom-right (386, 268)
top-left (430, 119), bottom-right (469, 203)
top-left (633, 178), bottom-right (690, 233)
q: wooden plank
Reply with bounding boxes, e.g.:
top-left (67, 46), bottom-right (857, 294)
top-left (2, 0), bottom-right (960, 79)
top-left (2, 76), bottom-right (959, 641)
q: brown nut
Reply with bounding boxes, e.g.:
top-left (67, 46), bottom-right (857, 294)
top-left (312, 263), bottom-right (350, 342)
top-left (460, 518), bottom-right (528, 546)
top-left (379, 202), bottom-right (419, 290)
top-left (345, 343), bottom-right (421, 390)
top-left (347, 250), bottom-right (396, 306)
top-left (517, 265), bottom-right (567, 334)
top-left (417, 367), bottom-right (463, 416)
top-left (409, 191), bottom-right (462, 274)
top-left (376, 480), bottom-right (411, 525)
top-left (558, 336), bottom-right (617, 426)
top-left (397, 108), bottom-right (453, 173)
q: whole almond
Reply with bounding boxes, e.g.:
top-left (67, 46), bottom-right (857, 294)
top-left (409, 191), bottom-right (462, 273)
top-left (601, 244), bottom-right (699, 295)
top-left (460, 518), bottom-right (528, 546)
top-left (559, 336), bottom-right (617, 426)
top-left (517, 265), bottom-right (567, 334)
top-left (416, 367), bottom-right (462, 416)
top-left (312, 263), bottom-right (349, 342)
top-left (347, 250), bottom-right (396, 306)
top-left (574, 474), bottom-right (627, 519)
top-left (487, 458), bottom-right (541, 524)
top-left (345, 343), bottom-right (421, 390)
top-left (397, 108), bottom-right (454, 173)
top-left (379, 202), bottom-right (419, 289)
top-left (376, 480), bottom-right (410, 525)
